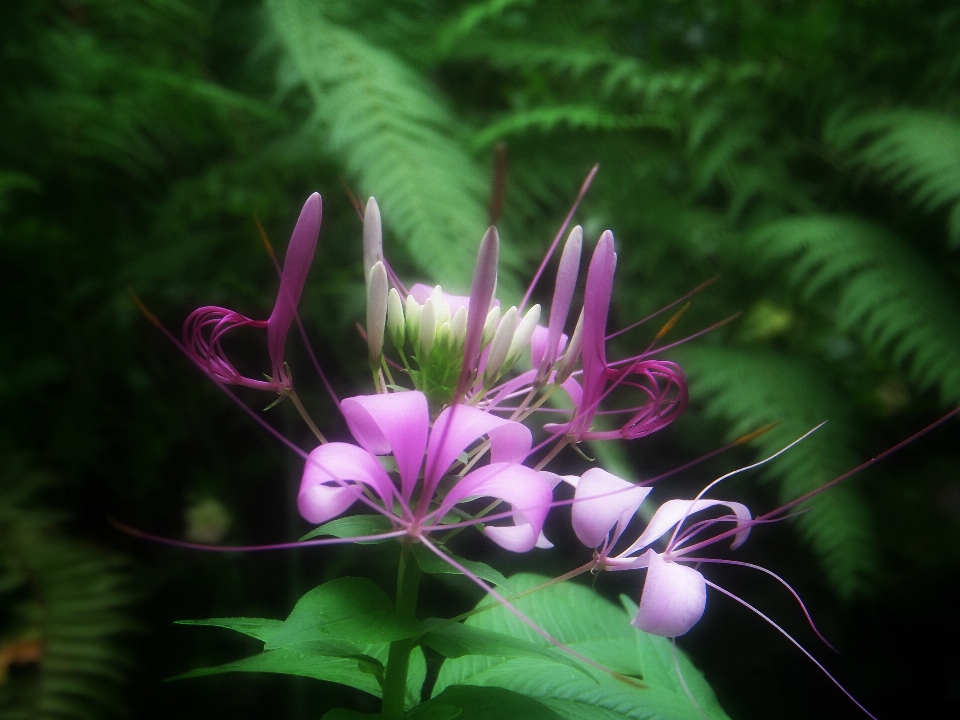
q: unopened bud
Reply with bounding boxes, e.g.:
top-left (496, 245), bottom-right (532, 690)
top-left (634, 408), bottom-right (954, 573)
top-left (387, 288), bottom-right (405, 348)
top-left (450, 306), bottom-right (467, 348)
top-left (481, 306), bottom-right (501, 347)
top-left (366, 262), bottom-right (388, 363)
top-left (506, 304), bottom-right (541, 365)
top-left (419, 298), bottom-right (436, 360)
top-left (362, 198), bottom-right (383, 286)
top-left (483, 307), bottom-right (517, 385)
top-left (555, 310), bottom-right (584, 382)
top-left (404, 295), bottom-right (421, 344)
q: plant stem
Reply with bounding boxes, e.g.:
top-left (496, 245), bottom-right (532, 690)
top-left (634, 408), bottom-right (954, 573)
top-left (381, 546), bottom-right (421, 719)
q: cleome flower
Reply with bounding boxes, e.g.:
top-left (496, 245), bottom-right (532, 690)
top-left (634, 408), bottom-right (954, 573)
top-left (567, 467), bottom-right (751, 637)
top-left (182, 193), bottom-right (322, 394)
top-left (543, 231), bottom-right (688, 443)
top-left (297, 389), bottom-right (554, 553)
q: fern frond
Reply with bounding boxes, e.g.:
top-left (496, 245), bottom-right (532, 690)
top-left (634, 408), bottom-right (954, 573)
top-left (437, 0), bottom-right (537, 54)
top-left (826, 109), bottom-right (960, 249)
top-left (749, 216), bottom-right (960, 404)
top-left (470, 105), bottom-right (674, 150)
top-left (0, 462), bottom-right (132, 720)
top-left (266, 0), bottom-right (503, 294)
top-left (675, 346), bottom-right (878, 598)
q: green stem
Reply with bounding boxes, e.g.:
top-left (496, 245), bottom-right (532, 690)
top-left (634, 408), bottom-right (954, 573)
top-left (288, 388), bottom-right (327, 444)
top-left (381, 546), bottom-right (421, 719)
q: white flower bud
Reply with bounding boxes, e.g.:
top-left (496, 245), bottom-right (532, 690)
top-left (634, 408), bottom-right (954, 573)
top-left (506, 304), bottom-right (541, 365)
top-left (366, 262), bottom-right (388, 363)
top-left (419, 297), bottom-right (436, 360)
top-left (404, 295), bottom-right (421, 345)
top-left (481, 306), bottom-right (501, 347)
top-left (387, 288), bottom-right (405, 348)
top-left (556, 310), bottom-right (584, 382)
top-left (483, 306), bottom-right (517, 385)
top-left (450, 306), bottom-right (467, 348)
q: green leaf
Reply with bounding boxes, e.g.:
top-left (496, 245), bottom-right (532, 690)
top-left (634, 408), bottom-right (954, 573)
top-left (172, 648), bottom-right (384, 697)
top-left (300, 515), bottom-right (397, 543)
top-left (323, 711), bottom-right (385, 720)
top-left (411, 544), bottom-right (511, 591)
top-left (175, 617), bottom-right (283, 642)
top-left (419, 686), bottom-right (563, 720)
top-left (266, 577), bottom-right (421, 648)
top-left (422, 621), bottom-right (591, 678)
top-left (433, 574), bottom-right (729, 720)
top-left (405, 702), bottom-right (461, 720)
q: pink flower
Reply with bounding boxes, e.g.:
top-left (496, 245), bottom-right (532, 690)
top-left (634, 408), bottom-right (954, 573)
top-left (297, 390), bottom-right (554, 552)
top-left (182, 193), bottom-right (321, 392)
top-left (567, 468), bottom-right (750, 637)
top-left (545, 231), bottom-right (688, 442)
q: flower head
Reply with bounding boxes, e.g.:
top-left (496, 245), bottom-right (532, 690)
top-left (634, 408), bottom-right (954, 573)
top-left (298, 390), bottom-right (554, 552)
top-left (567, 468), bottom-right (751, 637)
top-left (544, 231), bottom-right (688, 443)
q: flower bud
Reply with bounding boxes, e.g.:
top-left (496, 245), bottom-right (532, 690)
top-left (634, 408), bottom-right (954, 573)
top-left (366, 262), bottom-right (388, 364)
top-left (481, 306), bottom-right (501, 347)
top-left (506, 304), bottom-right (541, 366)
top-left (419, 297), bottom-right (436, 360)
top-left (555, 310), bottom-right (584, 382)
top-left (405, 295), bottom-right (421, 344)
top-left (387, 288), bottom-right (405, 348)
top-left (450, 306), bottom-right (467, 349)
top-left (483, 307), bottom-right (517, 385)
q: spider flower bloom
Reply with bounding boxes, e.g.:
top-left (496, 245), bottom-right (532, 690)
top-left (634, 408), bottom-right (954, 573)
top-left (568, 468), bottom-right (750, 637)
top-left (298, 390), bottom-right (553, 552)
top-left (545, 231), bottom-right (688, 442)
top-left (183, 193), bottom-right (321, 392)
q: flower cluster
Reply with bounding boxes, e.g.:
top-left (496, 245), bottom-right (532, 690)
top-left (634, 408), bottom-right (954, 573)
top-left (156, 183), bottom-right (917, 720)
top-left (181, 189), bottom-right (771, 641)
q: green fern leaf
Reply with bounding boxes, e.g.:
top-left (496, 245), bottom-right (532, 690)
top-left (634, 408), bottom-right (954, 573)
top-left (675, 346), bottom-right (878, 598)
top-left (266, 0), bottom-right (507, 294)
top-left (748, 216), bottom-right (960, 404)
top-left (826, 109), bottom-right (960, 249)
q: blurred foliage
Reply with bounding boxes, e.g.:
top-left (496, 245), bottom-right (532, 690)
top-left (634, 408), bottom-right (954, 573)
top-left (0, 459), bottom-right (132, 719)
top-left (2, 0), bottom-right (959, 718)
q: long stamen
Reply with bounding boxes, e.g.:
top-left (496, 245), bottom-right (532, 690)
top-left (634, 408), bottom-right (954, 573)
top-left (705, 580), bottom-right (877, 720)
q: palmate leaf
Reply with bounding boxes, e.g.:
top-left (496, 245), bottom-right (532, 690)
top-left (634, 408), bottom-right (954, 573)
top-left (266, 0), bottom-right (508, 294)
top-left (433, 574), bottom-right (729, 720)
top-left (747, 215), bottom-right (960, 405)
top-left (826, 109), bottom-right (960, 249)
top-left (674, 346), bottom-right (878, 599)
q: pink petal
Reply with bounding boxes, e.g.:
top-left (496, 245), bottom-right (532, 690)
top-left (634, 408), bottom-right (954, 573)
top-left (298, 442), bottom-right (396, 524)
top-left (438, 462), bottom-right (552, 553)
top-left (530, 324), bottom-right (569, 371)
top-left (633, 551), bottom-right (706, 637)
top-left (341, 392), bottom-right (428, 500)
top-left (621, 499), bottom-right (753, 556)
top-left (572, 468), bottom-right (653, 548)
top-left (409, 283), bottom-right (473, 317)
top-left (423, 405), bottom-right (531, 499)
top-left (267, 193), bottom-right (322, 378)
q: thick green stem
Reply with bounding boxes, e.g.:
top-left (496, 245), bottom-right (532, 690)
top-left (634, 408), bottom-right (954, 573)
top-left (381, 547), bottom-right (421, 719)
